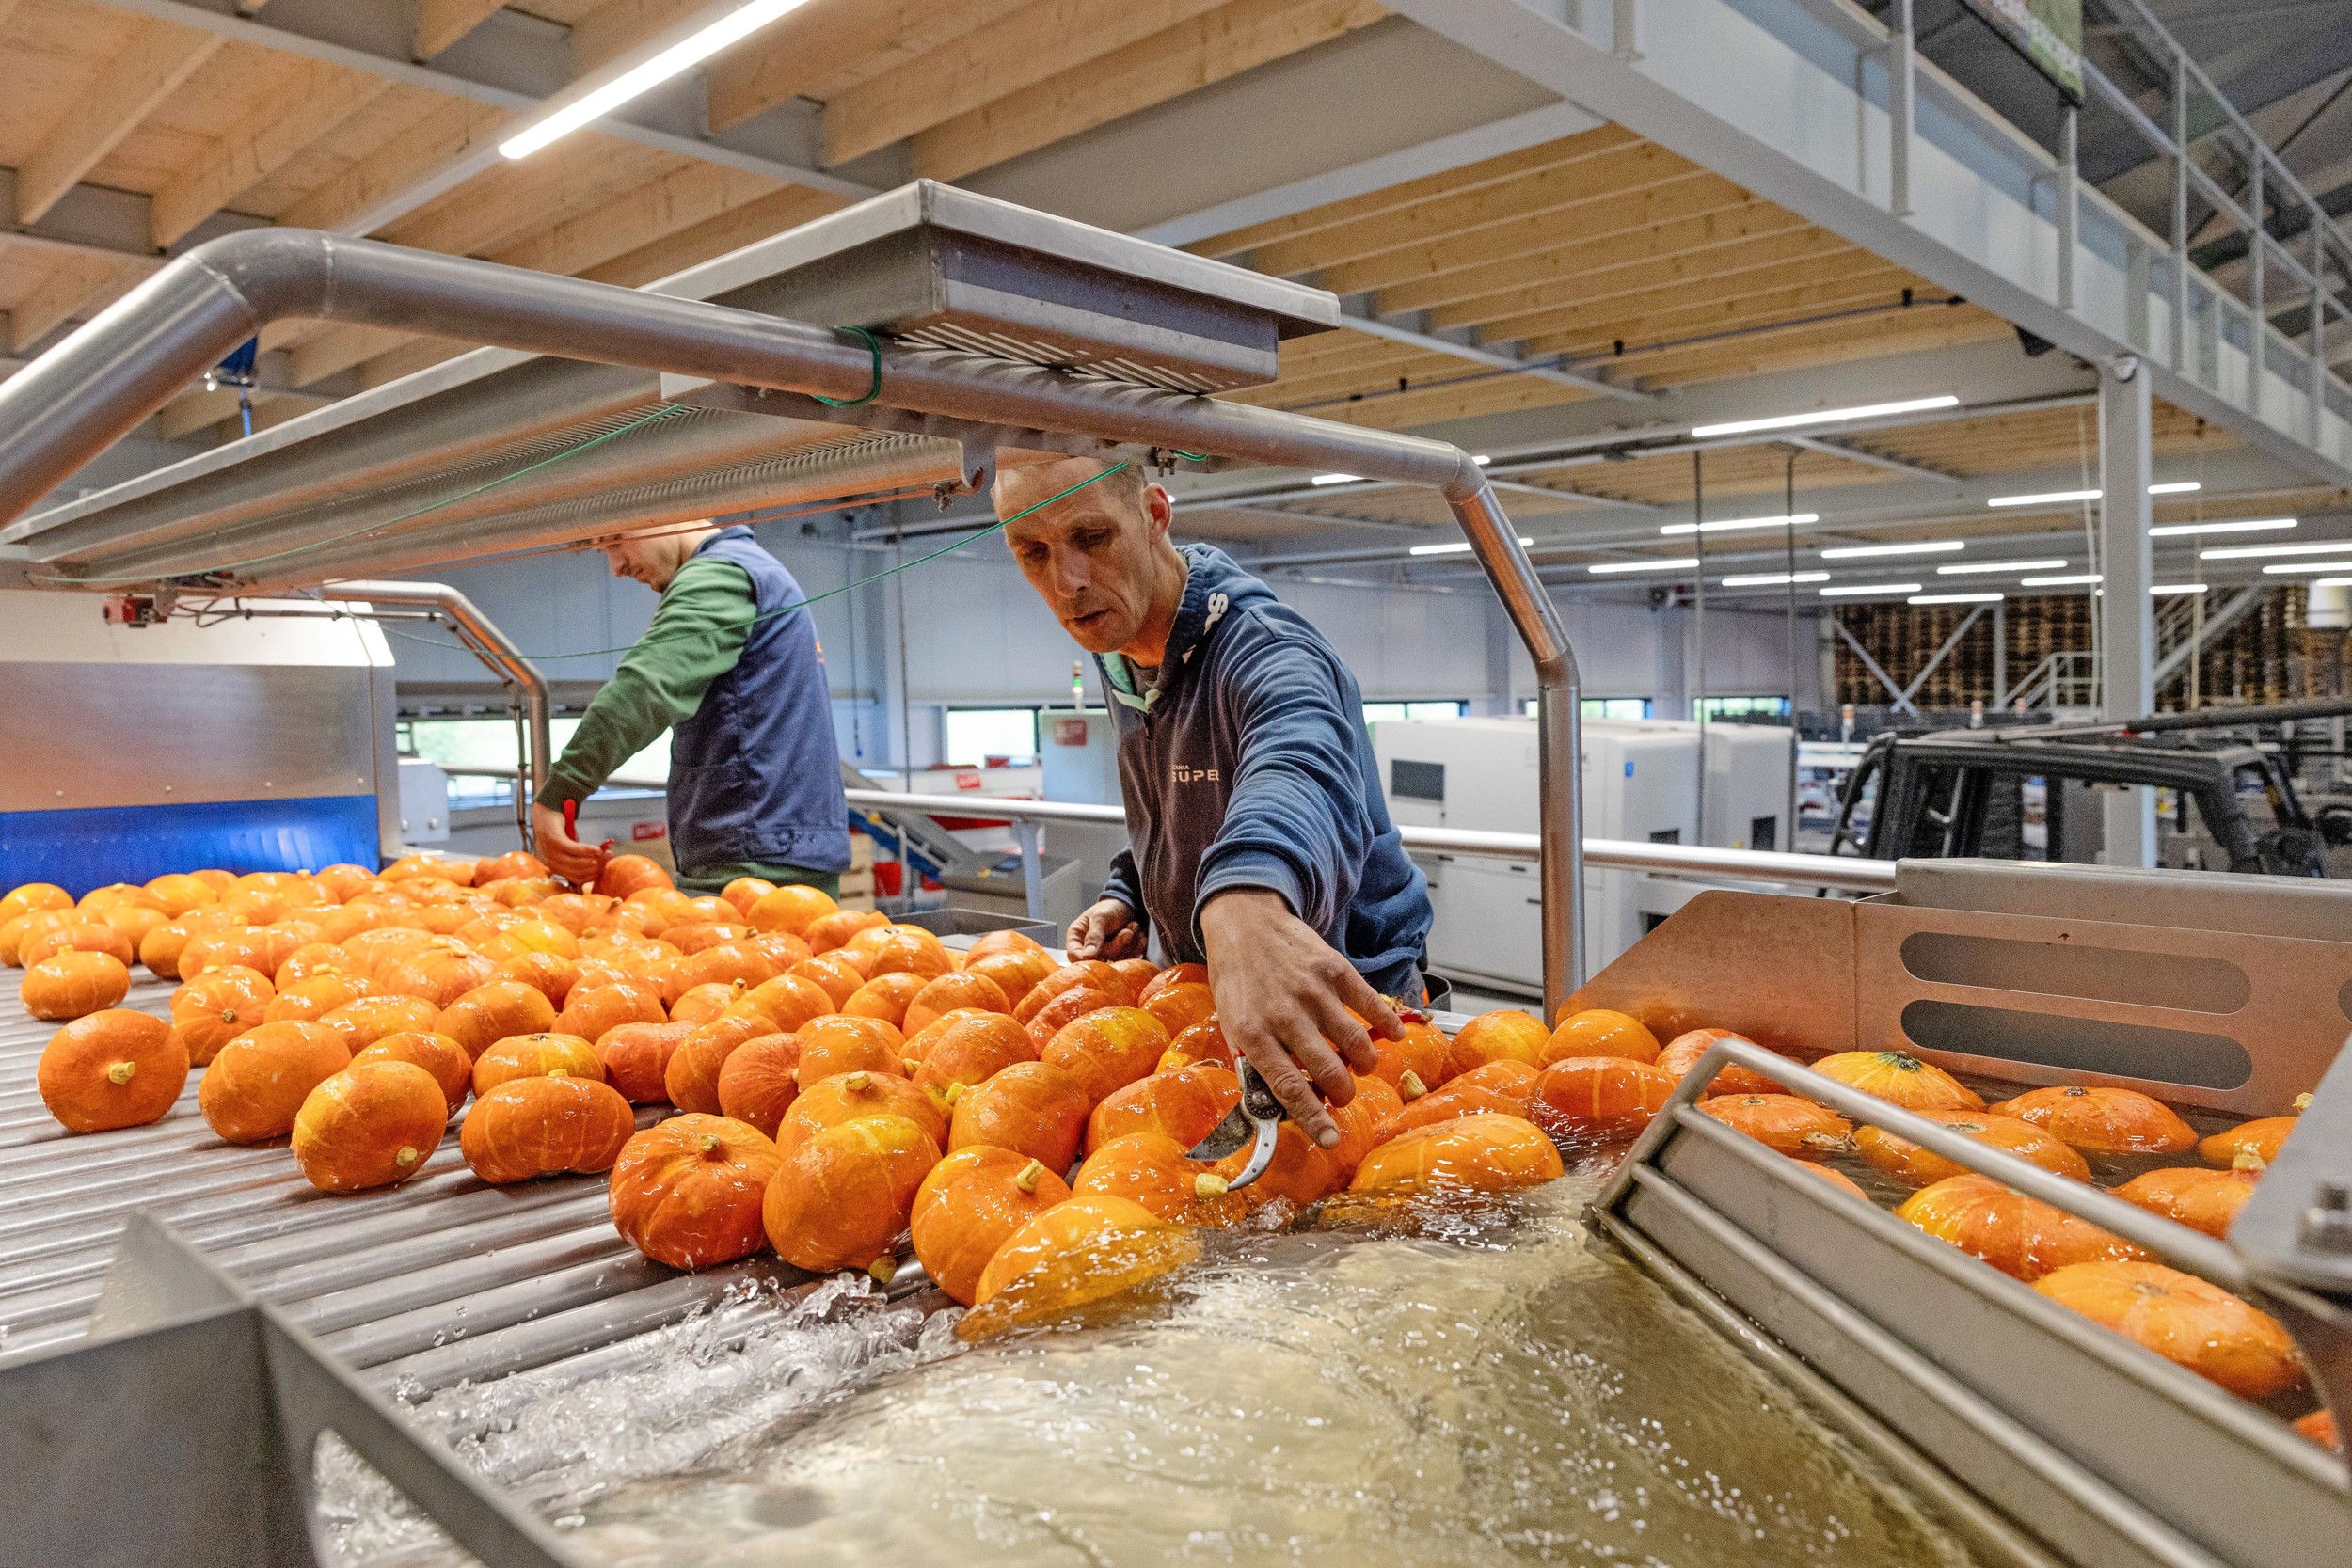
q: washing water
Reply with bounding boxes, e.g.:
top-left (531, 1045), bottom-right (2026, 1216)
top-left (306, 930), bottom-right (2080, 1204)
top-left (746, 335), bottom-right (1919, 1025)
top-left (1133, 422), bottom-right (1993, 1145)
top-left (324, 1163), bottom-right (1994, 1568)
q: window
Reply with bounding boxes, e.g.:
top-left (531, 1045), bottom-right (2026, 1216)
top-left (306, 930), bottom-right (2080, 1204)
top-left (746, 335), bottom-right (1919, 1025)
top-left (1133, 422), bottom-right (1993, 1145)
top-left (1361, 700), bottom-right (1470, 724)
top-left (404, 717), bottom-right (668, 791)
top-left (1519, 697), bottom-right (1653, 720)
top-left (944, 707), bottom-right (1040, 765)
top-left (1696, 695), bottom-right (1792, 721)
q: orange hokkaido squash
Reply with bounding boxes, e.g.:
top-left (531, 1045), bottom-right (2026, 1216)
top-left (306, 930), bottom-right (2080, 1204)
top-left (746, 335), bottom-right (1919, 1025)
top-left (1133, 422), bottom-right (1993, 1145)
top-left (903, 971), bottom-right (1011, 1034)
top-left (747, 929), bottom-right (813, 974)
top-left (803, 908), bottom-right (888, 955)
top-left (746, 883), bottom-right (838, 937)
top-left (714, 1031), bottom-right (803, 1135)
top-left (965, 947), bottom-right (1056, 1011)
top-left (1020, 986), bottom-right (1124, 1051)
top-left (291, 1061), bottom-right (449, 1192)
top-left (136, 919), bottom-right (198, 981)
top-left (2296, 1409), bottom-right (2340, 1451)
top-left (1323, 1074), bottom-right (1405, 1181)
top-left (1372, 1084), bottom-right (1529, 1146)
top-left (911, 1013), bottom-right (1036, 1111)
top-left (1443, 1008), bottom-right (1549, 1080)
top-left (1370, 1020), bottom-right (1454, 1093)
top-left (718, 876), bottom-right (778, 917)
top-left (1136, 960), bottom-right (1205, 1005)
top-left (471, 1032), bottom-right (602, 1097)
top-left (199, 1022), bottom-right (353, 1144)
top-left (964, 927), bottom-right (1047, 966)
top-left (1896, 1173), bottom-right (2150, 1281)
top-left (784, 1069), bottom-right (947, 1153)
top-left (1813, 1051), bottom-right (1984, 1113)
top-left (39, 1010), bottom-right (187, 1132)
top-left (22, 920), bottom-right (136, 969)
top-left (22, 951), bottom-right (132, 1020)
top-left (437, 979), bottom-right (559, 1057)
top-left (1139, 979), bottom-right (1216, 1039)
top-left (792, 1014), bottom-right (909, 1092)
top-left (2112, 1166), bottom-right (2262, 1240)
top-left (375, 945), bottom-right (499, 1009)
top-left (858, 927), bottom-right (955, 984)
top-left (1529, 1055), bottom-right (1677, 1138)
top-left (961, 1194), bottom-right (1200, 1339)
top-left (1073, 1132), bottom-right (1246, 1227)
top-left (0, 881), bottom-right (73, 924)
top-left (1448, 1058), bottom-right (1539, 1102)
top-left (840, 971), bottom-right (928, 1030)
top-left (902, 1007), bottom-right (987, 1065)
top-left (260, 974), bottom-right (365, 1026)
top-left (609, 1114), bottom-right (782, 1269)
top-left (592, 854), bottom-right (673, 900)
top-left (597, 1021), bottom-right (692, 1104)
top-left (762, 1112), bottom-right (941, 1273)
top-left (1990, 1085), bottom-right (2196, 1154)
top-left (1797, 1160), bottom-right (1868, 1198)
top-left (472, 850), bottom-right (548, 886)
top-left (667, 980), bottom-right (746, 1027)
top-left (175, 926), bottom-right (275, 979)
top-left (788, 953), bottom-right (867, 1010)
top-left (662, 1015), bottom-right (771, 1113)
top-left (1852, 1109), bottom-right (2090, 1186)
top-left (460, 1074), bottom-right (636, 1183)
top-left (1655, 1028), bottom-right (1791, 1097)
top-left (554, 977), bottom-right (665, 1041)
top-left (274, 942), bottom-right (364, 989)
top-left (912, 1146), bottom-right (1074, 1305)
top-left (948, 1060), bottom-right (1090, 1172)
top-left (2034, 1259), bottom-right (2304, 1400)
top-left (2199, 1112), bottom-right (2303, 1170)
top-left (1700, 1094), bottom-right (1853, 1157)
top-left (1111, 958), bottom-right (1161, 1001)
top-left (318, 994), bottom-right (441, 1052)
top-left (1158, 1019), bottom-right (1236, 1072)
top-left (1349, 1111), bottom-right (1565, 1197)
top-left (1541, 1007), bottom-right (1661, 1067)
top-left (1084, 1063), bottom-right (1239, 1155)
top-left (1041, 1006), bottom-right (1171, 1105)
top-left (1215, 1121), bottom-right (1343, 1210)
top-left (352, 1030), bottom-right (472, 1110)
top-left (168, 964), bottom-right (274, 1065)
top-left (668, 940), bottom-right (781, 1004)
top-left (726, 973), bottom-right (834, 1036)
top-left (1016, 961), bottom-right (1129, 1022)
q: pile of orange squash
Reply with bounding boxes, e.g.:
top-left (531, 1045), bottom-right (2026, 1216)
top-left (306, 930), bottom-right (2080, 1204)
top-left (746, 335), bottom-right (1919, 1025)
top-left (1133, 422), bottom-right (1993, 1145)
top-left (6, 865), bottom-right (2338, 1434)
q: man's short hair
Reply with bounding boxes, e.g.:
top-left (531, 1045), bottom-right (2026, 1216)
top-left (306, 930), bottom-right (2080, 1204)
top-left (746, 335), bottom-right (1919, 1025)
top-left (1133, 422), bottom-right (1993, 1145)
top-left (991, 453), bottom-right (1151, 516)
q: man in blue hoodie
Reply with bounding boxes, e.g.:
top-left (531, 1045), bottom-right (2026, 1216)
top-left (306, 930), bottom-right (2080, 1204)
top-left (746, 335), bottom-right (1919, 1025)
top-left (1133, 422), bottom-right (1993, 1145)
top-left (995, 456), bottom-right (1432, 1150)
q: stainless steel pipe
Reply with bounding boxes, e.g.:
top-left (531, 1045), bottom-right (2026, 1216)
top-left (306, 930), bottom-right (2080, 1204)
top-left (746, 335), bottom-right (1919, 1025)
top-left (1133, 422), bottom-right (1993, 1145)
top-left (324, 581), bottom-right (550, 800)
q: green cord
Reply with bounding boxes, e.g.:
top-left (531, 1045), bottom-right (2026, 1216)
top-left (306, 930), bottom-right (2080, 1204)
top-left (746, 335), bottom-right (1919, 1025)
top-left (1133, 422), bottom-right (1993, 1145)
top-left (377, 459), bottom-right (1131, 662)
top-left (812, 325), bottom-right (883, 407)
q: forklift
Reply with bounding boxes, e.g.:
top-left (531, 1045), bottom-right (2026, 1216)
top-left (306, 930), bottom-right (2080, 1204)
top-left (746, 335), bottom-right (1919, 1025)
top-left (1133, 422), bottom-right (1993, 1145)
top-left (1827, 698), bottom-right (2352, 877)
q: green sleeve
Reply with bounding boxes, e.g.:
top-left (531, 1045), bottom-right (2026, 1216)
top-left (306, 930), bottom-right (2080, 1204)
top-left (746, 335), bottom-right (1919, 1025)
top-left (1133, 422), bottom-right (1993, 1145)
top-left (536, 559), bottom-right (755, 808)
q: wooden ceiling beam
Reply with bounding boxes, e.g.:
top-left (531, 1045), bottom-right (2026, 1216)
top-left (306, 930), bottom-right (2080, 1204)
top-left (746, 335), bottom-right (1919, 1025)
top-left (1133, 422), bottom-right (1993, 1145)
top-left (16, 16), bottom-right (222, 225)
top-left (821, 0), bottom-right (1231, 166)
top-left (377, 137), bottom-right (679, 261)
top-left (1420, 225), bottom-right (1852, 335)
top-left (490, 161), bottom-right (786, 277)
top-left (912, 0), bottom-right (1388, 183)
top-left (275, 95), bottom-right (508, 231)
top-left (148, 58), bottom-right (395, 247)
top-left (578, 184), bottom-right (851, 286)
top-left (705, 0), bottom-right (1031, 134)
top-left (7, 253), bottom-right (136, 354)
top-left (571, 0), bottom-right (711, 75)
top-left (1295, 371), bottom-right (1589, 433)
top-left (1472, 251), bottom-right (1907, 349)
top-left (1630, 309), bottom-right (2009, 388)
top-left (1234, 347), bottom-right (1472, 406)
top-left (1187, 124), bottom-right (1637, 261)
top-left (415, 0), bottom-right (509, 59)
top-left (152, 378), bottom-right (335, 441)
top-left (1511, 265), bottom-right (1916, 358)
top-left (1249, 140), bottom-right (1705, 277)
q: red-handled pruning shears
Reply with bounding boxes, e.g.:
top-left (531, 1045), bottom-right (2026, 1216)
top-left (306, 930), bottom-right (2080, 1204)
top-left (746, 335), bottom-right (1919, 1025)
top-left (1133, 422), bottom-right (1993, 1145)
top-left (560, 798), bottom-right (616, 885)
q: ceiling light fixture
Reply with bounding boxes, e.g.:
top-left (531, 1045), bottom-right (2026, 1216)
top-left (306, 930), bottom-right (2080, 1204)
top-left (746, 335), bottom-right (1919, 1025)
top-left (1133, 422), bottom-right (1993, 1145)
top-left (1818, 541), bottom-right (1965, 559)
top-left (1589, 557), bottom-right (1701, 575)
top-left (1935, 558), bottom-right (2067, 575)
top-left (1660, 512), bottom-right (1820, 536)
top-left (1721, 571), bottom-right (1830, 587)
top-left (501, 0), bottom-right (815, 159)
top-left (2021, 573), bottom-right (2103, 587)
top-left (2150, 583), bottom-right (2210, 595)
top-left (1409, 536), bottom-right (1532, 557)
top-left (2147, 481), bottom-right (2202, 495)
top-left (1690, 394), bottom-right (1958, 438)
top-left (2261, 561), bottom-right (2352, 575)
top-left (1820, 582), bottom-right (1923, 596)
top-left (2149, 517), bottom-right (2296, 537)
top-left (1987, 487), bottom-right (2100, 508)
top-left (1910, 592), bottom-right (2005, 604)
top-left (2201, 539), bottom-right (2352, 560)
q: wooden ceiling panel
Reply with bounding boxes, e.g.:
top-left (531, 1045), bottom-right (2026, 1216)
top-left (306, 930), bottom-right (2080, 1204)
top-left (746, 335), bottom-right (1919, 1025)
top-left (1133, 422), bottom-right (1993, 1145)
top-left (0, 1), bottom-right (142, 169)
top-left (83, 40), bottom-right (302, 198)
top-left (230, 85), bottom-right (454, 219)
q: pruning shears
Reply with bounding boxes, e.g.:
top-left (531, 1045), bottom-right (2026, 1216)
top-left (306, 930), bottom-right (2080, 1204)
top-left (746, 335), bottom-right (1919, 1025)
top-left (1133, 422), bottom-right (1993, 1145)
top-left (559, 798), bottom-right (616, 883)
top-left (1184, 997), bottom-right (1434, 1191)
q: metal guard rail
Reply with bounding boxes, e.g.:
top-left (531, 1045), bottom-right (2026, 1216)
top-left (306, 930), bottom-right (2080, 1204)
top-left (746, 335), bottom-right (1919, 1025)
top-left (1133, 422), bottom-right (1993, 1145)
top-left (844, 787), bottom-right (1898, 893)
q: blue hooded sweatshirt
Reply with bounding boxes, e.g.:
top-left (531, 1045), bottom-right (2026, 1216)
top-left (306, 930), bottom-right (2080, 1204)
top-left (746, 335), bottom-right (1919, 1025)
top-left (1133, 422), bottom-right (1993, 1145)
top-left (1097, 544), bottom-right (1432, 997)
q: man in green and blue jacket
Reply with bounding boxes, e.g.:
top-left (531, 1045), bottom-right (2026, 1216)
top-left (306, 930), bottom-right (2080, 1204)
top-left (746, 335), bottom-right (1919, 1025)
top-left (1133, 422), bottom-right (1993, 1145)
top-left (532, 522), bottom-right (850, 896)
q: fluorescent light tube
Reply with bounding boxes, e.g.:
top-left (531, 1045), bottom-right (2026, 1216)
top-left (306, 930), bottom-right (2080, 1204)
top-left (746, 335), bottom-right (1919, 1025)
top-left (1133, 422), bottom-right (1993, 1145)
top-left (1409, 536), bottom-right (1532, 557)
top-left (1660, 512), bottom-right (1820, 536)
top-left (1910, 592), bottom-right (2005, 604)
top-left (1721, 571), bottom-right (1830, 587)
top-left (1988, 487), bottom-right (2100, 508)
top-left (2149, 517), bottom-right (2296, 537)
top-left (1819, 541), bottom-right (1964, 559)
top-left (2262, 561), bottom-right (2352, 575)
top-left (2150, 583), bottom-right (2209, 595)
top-left (1690, 395), bottom-right (1958, 438)
top-left (2021, 573), bottom-right (2103, 586)
top-left (501, 0), bottom-right (815, 159)
top-left (1820, 582), bottom-right (1923, 596)
top-left (2201, 539), bottom-right (2350, 560)
top-left (1589, 557), bottom-right (1700, 575)
top-left (2147, 481), bottom-right (2202, 494)
top-left (1936, 558), bottom-right (2067, 575)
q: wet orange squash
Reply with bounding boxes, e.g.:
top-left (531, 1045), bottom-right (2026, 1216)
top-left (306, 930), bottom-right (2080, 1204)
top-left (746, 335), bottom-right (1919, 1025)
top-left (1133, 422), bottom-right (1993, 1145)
top-left (745, 883), bottom-right (838, 938)
top-left (554, 976), bottom-right (665, 1042)
top-left (911, 1013), bottom-right (1037, 1111)
top-left (1324, 1074), bottom-right (1406, 1181)
top-left (591, 854), bottom-right (673, 900)
top-left (2035, 1259), bottom-right (2304, 1400)
top-left (1136, 961), bottom-right (1205, 1005)
top-left (1140, 980), bottom-right (1216, 1039)
top-left (2297, 1409), bottom-right (2340, 1451)
top-left (947, 1060), bottom-right (1090, 1172)
top-left (0, 882), bottom-right (73, 924)
top-left (168, 964), bottom-right (274, 1065)
top-left (1015, 961), bottom-right (1128, 1022)
top-left (1812, 1050), bottom-right (1983, 1113)
top-left (2112, 1165), bottom-right (2262, 1240)
top-left (1990, 1085), bottom-right (2196, 1154)
top-left (1373, 1083), bottom-right (1534, 1146)
top-left (471, 1031), bottom-right (603, 1097)
top-left (1084, 1063), bottom-right (1240, 1155)
top-left (1529, 1055), bottom-right (1677, 1138)
top-left (472, 850), bottom-right (548, 886)
top-left (965, 947), bottom-right (1056, 1011)
top-left (1369, 1019), bottom-right (1454, 1092)
top-left (593, 1020), bottom-right (689, 1103)
top-left (1897, 1173), bottom-right (2149, 1281)
top-left (787, 953), bottom-right (866, 1010)
top-left (1110, 958), bottom-right (1161, 1001)
top-left (1074, 1132), bottom-right (1245, 1227)
top-left (667, 980), bottom-right (745, 1026)
top-left (903, 970), bottom-right (1011, 1034)
top-left (262, 975), bottom-right (367, 1032)
top-left (718, 876), bottom-right (778, 917)
top-left (913, 1146), bottom-right (1074, 1305)
top-left (22, 919), bottom-right (136, 969)
top-left (1701, 1094), bottom-right (1853, 1157)
top-left (436, 979), bottom-right (559, 1057)
top-left (353, 1030), bottom-right (473, 1111)
top-left (714, 1030), bottom-right (804, 1136)
top-left (2198, 1112), bottom-right (2303, 1170)
top-left (901, 1007), bottom-right (988, 1066)
top-left (857, 927), bottom-right (955, 984)
top-left (374, 944), bottom-right (499, 1009)
top-left (1796, 1159), bottom-right (1868, 1198)
top-left (1656, 1028), bottom-right (1791, 1097)
top-left (609, 1114), bottom-right (782, 1269)
top-left (1852, 1109), bottom-right (2090, 1186)
top-left (726, 972), bottom-right (834, 1036)
top-left (803, 907), bottom-right (888, 955)
top-left (668, 940), bottom-right (781, 1004)
top-left (1158, 1019), bottom-right (1236, 1072)
top-left (291, 1061), bottom-right (449, 1192)
top-left (460, 1074), bottom-right (635, 1183)
top-left (1349, 1111), bottom-right (1565, 1197)
top-left (199, 1022), bottom-right (353, 1144)
top-left (662, 1014), bottom-right (771, 1113)
top-left (318, 994), bottom-right (442, 1053)
top-left (792, 1014), bottom-right (910, 1092)
top-left (840, 971), bottom-right (929, 1030)
top-left (961, 1194), bottom-right (1200, 1339)
top-left (964, 927), bottom-right (1047, 966)
top-left (1040, 1006), bottom-right (1171, 1105)
top-left (762, 1112), bottom-right (940, 1273)
top-left (1215, 1120), bottom-right (1343, 1210)
top-left (22, 951), bottom-right (132, 1021)
top-left (784, 1069), bottom-right (947, 1153)
top-left (1541, 1007), bottom-right (1661, 1067)
top-left (38, 1009), bottom-right (187, 1132)
top-left (1442, 1008), bottom-right (1549, 1080)
top-left (136, 919), bottom-right (198, 981)
top-left (1448, 1058), bottom-right (1539, 1103)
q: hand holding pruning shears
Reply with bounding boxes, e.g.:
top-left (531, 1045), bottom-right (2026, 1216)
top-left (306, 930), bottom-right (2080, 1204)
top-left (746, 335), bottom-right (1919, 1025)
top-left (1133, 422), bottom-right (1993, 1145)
top-left (532, 798), bottom-right (613, 887)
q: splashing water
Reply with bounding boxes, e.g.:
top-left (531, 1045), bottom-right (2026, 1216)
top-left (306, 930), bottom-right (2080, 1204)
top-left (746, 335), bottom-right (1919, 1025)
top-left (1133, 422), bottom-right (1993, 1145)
top-left (325, 1170), bottom-right (1995, 1568)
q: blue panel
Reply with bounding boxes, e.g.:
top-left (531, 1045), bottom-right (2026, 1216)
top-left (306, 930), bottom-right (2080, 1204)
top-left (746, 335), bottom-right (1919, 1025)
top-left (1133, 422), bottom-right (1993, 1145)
top-left (0, 796), bottom-right (379, 895)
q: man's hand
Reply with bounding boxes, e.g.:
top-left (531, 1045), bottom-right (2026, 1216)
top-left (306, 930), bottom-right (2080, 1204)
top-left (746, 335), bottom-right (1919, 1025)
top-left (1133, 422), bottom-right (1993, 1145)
top-left (532, 801), bottom-right (606, 886)
top-left (1067, 897), bottom-right (1145, 961)
top-left (1198, 889), bottom-right (1402, 1149)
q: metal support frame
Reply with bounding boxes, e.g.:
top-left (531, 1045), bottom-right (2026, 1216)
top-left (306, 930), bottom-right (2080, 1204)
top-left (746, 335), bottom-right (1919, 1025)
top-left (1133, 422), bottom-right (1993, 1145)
top-left (2154, 584), bottom-right (2264, 690)
top-left (2171, 55), bottom-right (2191, 374)
top-left (1011, 820), bottom-right (1047, 922)
top-left (2097, 362), bottom-right (2156, 865)
top-left (2058, 105), bottom-right (2079, 313)
top-left (1898, 602), bottom-right (1988, 710)
top-left (1833, 614), bottom-right (1919, 716)
top-left (1887, 0), bottom-right (1915, 218)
